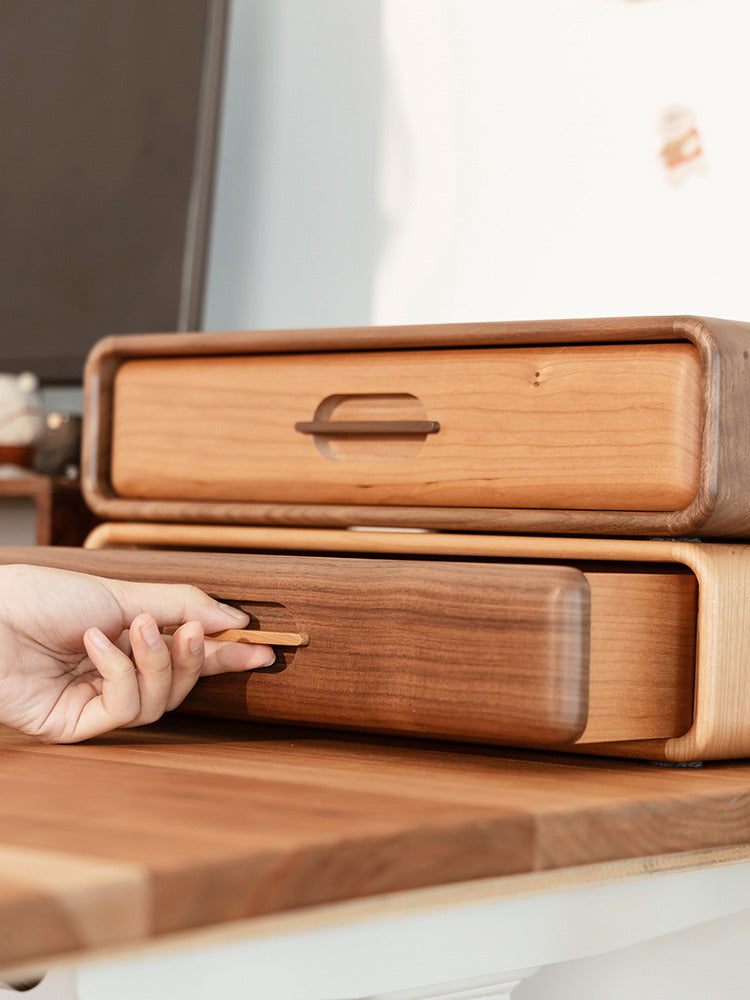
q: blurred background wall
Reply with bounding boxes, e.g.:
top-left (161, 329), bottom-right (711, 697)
top-left (206, 0), bottom-right (750, 333)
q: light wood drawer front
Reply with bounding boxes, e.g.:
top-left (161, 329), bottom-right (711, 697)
top-left (110, 342), bottom-right (701, 512)
top-left (0, 546), bottom-right (697, 749)
top-left (578, 568), bottom-right (696, 743)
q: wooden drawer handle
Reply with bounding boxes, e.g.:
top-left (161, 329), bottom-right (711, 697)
top-left (209, 628), bottom-right (309, 648)
top-left (164, 626), bottom-right (309, 648)
top-left (294, 419), bottom-right (440, 436)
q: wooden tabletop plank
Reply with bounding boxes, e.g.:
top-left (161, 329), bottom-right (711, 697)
top-left (0, 846), bottom-right (148, 970)
top-left (3, 718), bottom-right (750, 971)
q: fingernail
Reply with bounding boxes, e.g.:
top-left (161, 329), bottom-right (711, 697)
top-left (251, 643), bottom-right (276, 670)
top-left (188, 634), bottom-right (204, 656)
top-left (87, 627), bottom-right (112, 650)
top-left (140, 617), bottom-right (163, 650)
top-left (218, 603), bottom-right (248, 622)
top-left (256, 647), bottom-right (276, 668)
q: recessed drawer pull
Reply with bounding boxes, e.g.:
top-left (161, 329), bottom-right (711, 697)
top-left (294, 419), bottom-right (440, 436)
top-left (209, 628), bottom-right (309, 648)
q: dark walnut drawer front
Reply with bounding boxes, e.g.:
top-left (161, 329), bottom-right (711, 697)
top-left (83, 316), bottom-right (750, 537)
top-left (109, 343), bottom-right (700, 512)
top-left (1, 546), bottom-right (697, 750)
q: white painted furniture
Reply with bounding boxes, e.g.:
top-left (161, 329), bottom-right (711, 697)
top-left (10, 848), bottom-right (750, 1000)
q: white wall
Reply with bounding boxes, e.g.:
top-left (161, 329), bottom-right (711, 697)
top-left (375, 0), bottom-right (750, 326)
top-left (204, 0), bottom-right (382, 332)
top-left (516, 904), bottom-right (750, 1000)
top-left (206, 0), bottom-right (750, 332)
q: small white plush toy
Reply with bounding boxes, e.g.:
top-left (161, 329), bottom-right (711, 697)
top-left (0, 372), bottom-right (44, 446)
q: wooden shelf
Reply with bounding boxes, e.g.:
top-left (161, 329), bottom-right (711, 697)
top-left (0, 472), bottom-right (96, 546)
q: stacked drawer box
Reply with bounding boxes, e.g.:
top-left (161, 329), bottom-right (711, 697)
top-left (18, 315), bottom-right (750, 760)
top-left (82, 315), bottom-right (750, 537)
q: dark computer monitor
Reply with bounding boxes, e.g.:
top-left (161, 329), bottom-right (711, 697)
top-left (0, 0), bottom-right (228, 382)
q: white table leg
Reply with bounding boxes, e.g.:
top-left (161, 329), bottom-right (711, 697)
top-left (0, 969), bottom-right (78, 999)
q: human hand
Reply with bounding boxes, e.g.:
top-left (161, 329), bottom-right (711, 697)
top-left (0, 564), bottom-right (275, 743)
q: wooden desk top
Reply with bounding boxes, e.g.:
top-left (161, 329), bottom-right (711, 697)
top-left (4, 718), bottom-right (750, 974)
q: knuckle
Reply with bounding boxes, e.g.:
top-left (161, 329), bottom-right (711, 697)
top-left (178, 584), bottom-right (208, 612)
top-left (33, 726), bottom-right (59, 745)
top-left (119, 700), bottom-right (143, 726)
top-left (137, 707), bottom-right (165, 726)
top-left (146, 658), bottom-right (174, 679)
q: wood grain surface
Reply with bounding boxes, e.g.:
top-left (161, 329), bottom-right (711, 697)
top-left (79, 532), bottom-right (699, 746)
top-left (3, 717), bottom-right (750, 973)
top-left (93, 527), bottom-right (750, 762)
top-left (81, 315), bottom-right (750, 537)
top-left (108, 343), bottom-right (701, 512)
top-left (578, 568), bottom-right (696, 743)
top-left (0, 546), bottom-right (589, 747)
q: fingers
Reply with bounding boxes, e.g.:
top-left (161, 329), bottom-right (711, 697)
top-left (165, 626), bottom-right (276, 705)
top-left (74, 616), bottom-right (193, 739)
top-left (127, 614), bottom-right (177, 725)
top-left (164, 620), bottom-right (206, 712)
top-left (69, 616), bottom-right (276, 741)
top-left (74, 627), bottom-right (143, 741)
top-left (200, 637), bottom-right (277, 676)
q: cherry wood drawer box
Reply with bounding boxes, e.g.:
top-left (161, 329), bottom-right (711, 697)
top-left (82, 315), bottom-right (750, 537)
top-left (83, 524), bottom-right (750, 762)
top-left (11, 528), bottom-right (724, 760)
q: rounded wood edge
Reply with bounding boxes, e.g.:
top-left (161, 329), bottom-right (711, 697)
top-left (659, 542), bottom-right (750, 761)
top-left (81, 525), bottom-right (682, 561)
top-left (82, 314), bottom-right (691, 360)
top-left (81, 340), bottom-right (123, 518)
top-left (83, 524), bottom-right (119, 549)
top-left (664, 316), bottom-right (721, 536)
top-left (557, 538), bottom-right (750, 763)
top-left (77, 499), bottom-right (705, 536)
top-left (9, 841), bottom-right (750, 985)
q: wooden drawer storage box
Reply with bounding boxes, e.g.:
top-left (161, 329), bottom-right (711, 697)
top-left (82, 315), bottom-right (750, 537)
top-left (18, 527), bottom-right (750, 763)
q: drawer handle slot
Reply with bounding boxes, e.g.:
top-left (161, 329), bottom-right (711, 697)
top-left (209, 628), bottom-right (309, 648)
top-left (295, 419), bottom-right (440, 436)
